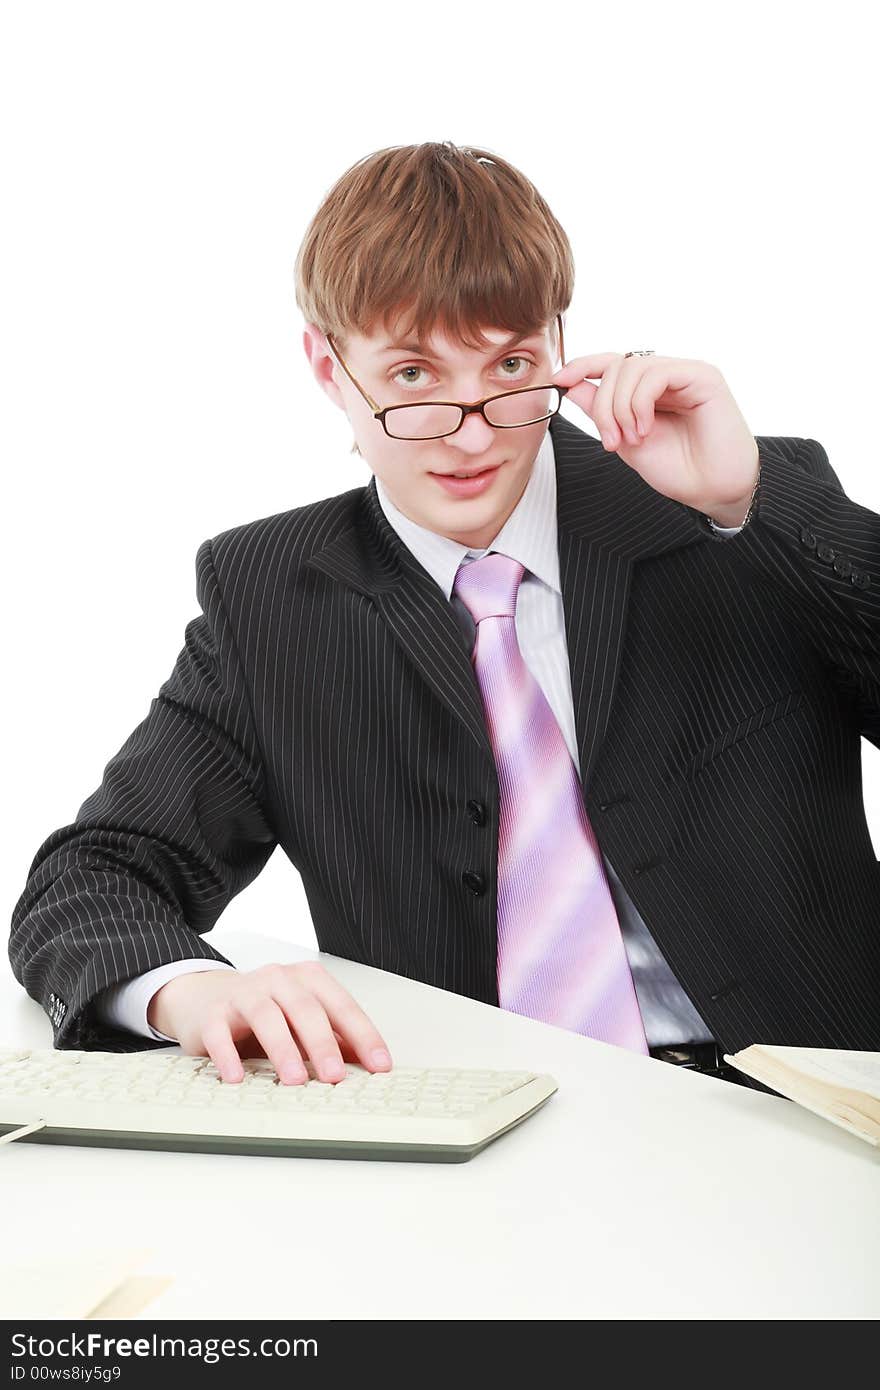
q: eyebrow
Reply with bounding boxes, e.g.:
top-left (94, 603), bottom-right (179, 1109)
top-left (376, 330), bottom-right (544, 359)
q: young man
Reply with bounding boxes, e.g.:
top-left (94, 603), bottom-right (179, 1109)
top-left (10, 142), bottom-right (880, 1090)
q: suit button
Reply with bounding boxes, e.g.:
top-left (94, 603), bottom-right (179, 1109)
top-left (817, 542), bottom-right (835, 561)
top-left (832, 555), bottom-right (853, 577)
top-left (799, 526), bottom-right (818, 549)
top-left (466, 799), bottom-right (487, 826)
top-left (461, 869), bottom-right (486, 896)
top-left (852, 570), bottom-right (871, 589)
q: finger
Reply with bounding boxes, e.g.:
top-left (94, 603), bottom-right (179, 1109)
top-left (199, 1015), bottom-right (249, 1085)
top-left (590, 355), bottom-right (627, 452)
top-left (613, 356), bottom-right (655, 446)
top-left (332, 1028), bottom-right (360, 1060)
top-left (234, 1027), bottom-right (357, 1074)
top-left (625, 360), bottom-right (719, 440)
top-left (630, 366), bottom-right (663, 439)
top-left (288, 962), bottom-right (394, 1074)
top-left (209, 1023), bottom-right (357, 1070)
top-left (557, 375), bottom-right (599, 424)
top-left (550, 353), bottom-right (621, 386)
top-left (549, 356), bottom-right (609, 441)
top-left (238, 964), bottom-right (350, 1082)
top-left (276, 992), bottom-right (350, 1081)
top-left (234, 1027), bottom-right (351, 1074)
top-left (231, 993), bottom-right (318, 1085)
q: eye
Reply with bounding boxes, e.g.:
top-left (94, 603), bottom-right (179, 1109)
top-left (498, 355), bottom-right (534, 377)
top-left (391, 364), bottom-right (431, 388)
top-left (389, 355), bottom-right (536, 390)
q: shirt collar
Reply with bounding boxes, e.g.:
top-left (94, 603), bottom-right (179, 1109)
top-left (374, 428), bottom-right (560, 600)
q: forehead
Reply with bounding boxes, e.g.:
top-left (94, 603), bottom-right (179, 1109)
top-left (360, 320), bottom-right (551, 361)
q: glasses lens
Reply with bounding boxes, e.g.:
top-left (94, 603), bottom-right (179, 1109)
top-left (483, 387), bottom-right (562, 427)
top-left (383, 387), bottom-right (562, 439)
top-left (384, 404), bottom-right (463, 440)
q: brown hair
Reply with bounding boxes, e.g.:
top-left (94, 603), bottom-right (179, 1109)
top-left (293, 141), bottom-right (575, 453)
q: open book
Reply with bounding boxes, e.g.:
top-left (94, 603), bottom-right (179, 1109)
top-left (723, 1046), bottom-right (880, 1147)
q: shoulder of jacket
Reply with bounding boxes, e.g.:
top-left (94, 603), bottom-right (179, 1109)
top-left (201, 484), bottom-right (367, 582)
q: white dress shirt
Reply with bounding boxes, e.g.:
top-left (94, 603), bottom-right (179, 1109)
top-left (95, 428), bottom-right (741, 1044)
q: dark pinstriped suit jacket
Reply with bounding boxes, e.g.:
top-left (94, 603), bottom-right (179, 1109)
top-left (9, 412), bottom-right (880, 1054)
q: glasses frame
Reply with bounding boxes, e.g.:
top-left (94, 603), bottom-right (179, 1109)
top-left (324, 312), bottom-right (569, 441)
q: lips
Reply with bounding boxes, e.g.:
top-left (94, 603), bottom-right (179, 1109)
top-left (429, 463), bottom-right (504, 498)
top-left (430, 464), bottom-right (500, 478)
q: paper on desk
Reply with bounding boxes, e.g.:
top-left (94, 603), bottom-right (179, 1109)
top-left (0, 1247), bottom-right (171, 1320)
top-left (758, 1047), bottom-right (880, 1098)
top-left (88, 1273), bottom-right (175, 1319)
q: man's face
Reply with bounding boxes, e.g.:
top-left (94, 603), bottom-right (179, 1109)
top-left (304, 315), bottom-right (560, 549)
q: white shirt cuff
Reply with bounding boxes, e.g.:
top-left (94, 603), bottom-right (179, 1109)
top-left (93, 958), bottom-right (237, 1042)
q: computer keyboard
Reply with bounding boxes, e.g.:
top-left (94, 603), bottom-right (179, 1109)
top-left (0, 1048), bottom-right (558, 1163)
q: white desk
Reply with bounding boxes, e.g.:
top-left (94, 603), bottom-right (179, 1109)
top-left (1, 927), bottom-right (877, 1320)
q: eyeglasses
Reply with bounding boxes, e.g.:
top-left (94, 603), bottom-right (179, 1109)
top-left (325, 313), bottom-right (569, 441)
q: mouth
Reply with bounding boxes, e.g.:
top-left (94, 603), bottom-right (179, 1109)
top-left (428, 462), bottom-right (503, 497)
top-left (428, 461), bottom-right (504, 496)
top-left (429, 462), bottom-right (502, 478)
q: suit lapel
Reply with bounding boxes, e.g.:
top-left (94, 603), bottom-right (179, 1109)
top-left (305, 477), bottom-right (495, 761)
top-left (551, 413), bottom-right (710, 787)
top-left (304, 412), bottom-right (710, 781)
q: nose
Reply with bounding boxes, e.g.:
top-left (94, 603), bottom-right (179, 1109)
top-left (444, 408), bottom-right (496, 455)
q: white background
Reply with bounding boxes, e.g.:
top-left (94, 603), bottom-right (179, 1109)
top-left (2, 0), bottom-right (879, 966)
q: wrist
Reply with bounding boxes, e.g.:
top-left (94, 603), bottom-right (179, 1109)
top-left (147, 973), bottom-right (202, 1036)
top-left (708, 494), bottom-right (754, 527)
top-left (705, 449), bottom-right (761, 529)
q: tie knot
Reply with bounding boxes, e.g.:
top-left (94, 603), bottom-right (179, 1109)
top-left (452, 552), bottom-right (526, 624)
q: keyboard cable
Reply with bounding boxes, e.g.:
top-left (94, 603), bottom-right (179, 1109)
top-left (0, 1120), bottom-right (48, 1147)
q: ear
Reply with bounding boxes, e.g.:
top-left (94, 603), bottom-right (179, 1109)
top-left (302, 322), bottom-right (345, 409)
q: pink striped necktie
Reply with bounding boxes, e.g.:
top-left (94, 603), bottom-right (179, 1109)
top-left (452, 551), bottom-right (649, 1053)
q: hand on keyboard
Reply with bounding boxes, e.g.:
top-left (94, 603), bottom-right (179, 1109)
top-left (147, 962), bottom-right (393, 1088)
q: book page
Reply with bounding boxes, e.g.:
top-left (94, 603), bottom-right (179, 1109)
top-left (757, 1048), bottom-right (880, 1099)
top-left (0, 1248), bottom-right (162, 1320)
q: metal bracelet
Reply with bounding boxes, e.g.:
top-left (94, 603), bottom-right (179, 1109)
top-left (708, 458), bottom-right (761, 530)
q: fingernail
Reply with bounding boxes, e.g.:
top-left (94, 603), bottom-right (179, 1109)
top-left (371, 1049), bottom-right (392, 1069)
top-left (323, 1058), bottom-right (345, 1080)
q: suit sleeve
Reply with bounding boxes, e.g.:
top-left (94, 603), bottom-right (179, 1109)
top-left (8, 537), bottom-right (277, 1052)
top-left (701, 435), bottom-right (880, 745)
